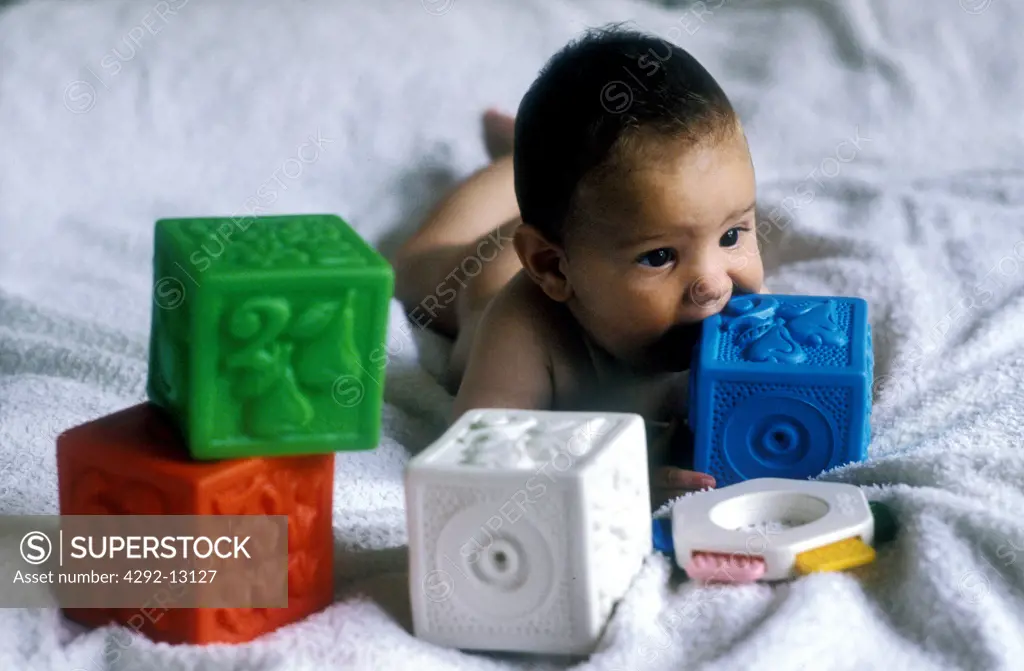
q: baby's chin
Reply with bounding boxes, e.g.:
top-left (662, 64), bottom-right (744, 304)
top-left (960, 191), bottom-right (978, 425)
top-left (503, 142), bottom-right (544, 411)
top-left (635, 321), bottom-right (704, 373)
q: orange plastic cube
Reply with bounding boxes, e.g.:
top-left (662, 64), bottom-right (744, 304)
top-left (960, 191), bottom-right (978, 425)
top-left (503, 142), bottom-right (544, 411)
top-left (57, 403), bottom-right (335, 644)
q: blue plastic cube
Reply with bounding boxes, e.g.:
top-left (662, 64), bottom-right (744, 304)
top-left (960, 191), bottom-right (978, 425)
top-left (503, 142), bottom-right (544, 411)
top-left (687, 294), bottom-right (873, 487)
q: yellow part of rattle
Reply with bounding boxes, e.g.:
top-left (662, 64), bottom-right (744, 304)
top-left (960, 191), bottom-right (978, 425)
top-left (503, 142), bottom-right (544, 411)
top-left (795, 537), bottom-right (875, 574)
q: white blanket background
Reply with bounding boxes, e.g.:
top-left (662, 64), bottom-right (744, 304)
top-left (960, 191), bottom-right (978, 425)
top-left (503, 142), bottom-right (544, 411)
top-left (2, 0), bottom-right (1024, 669)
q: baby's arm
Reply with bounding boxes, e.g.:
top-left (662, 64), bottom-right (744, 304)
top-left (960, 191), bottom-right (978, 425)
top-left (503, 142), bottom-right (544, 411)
top-left (450, 285), bottom-right (554, 421)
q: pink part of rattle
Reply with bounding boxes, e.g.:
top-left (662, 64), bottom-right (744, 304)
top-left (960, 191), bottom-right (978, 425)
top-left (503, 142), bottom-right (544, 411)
top-left (685, 551), bottom-right (767, 583)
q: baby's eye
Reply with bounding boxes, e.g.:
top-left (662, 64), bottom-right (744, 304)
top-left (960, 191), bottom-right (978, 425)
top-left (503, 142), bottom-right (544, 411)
top-left (637, 248), bottom-right (676, 267)
top-left (719, 227), bottom-right (744, 248)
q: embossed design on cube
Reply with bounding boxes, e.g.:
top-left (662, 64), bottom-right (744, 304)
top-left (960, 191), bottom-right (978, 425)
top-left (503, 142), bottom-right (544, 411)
top-left (421, 485), bottom-right (573, 639)
top-left (57, 403), bottom-right (334, 645)
top-left (707, 382), bottom-right (850, 483)
top-left (689, 294), bottom-right (872, 487)
top-left (451, 413), bottom-right (610, 468)
top-left (174, 215), bottom-right (371, 271)
top-left (147, 214), bottom-right (393, 459)
top-left (218, 291), bottom-right (361, 438)
top-left (583, 432), bottom-right (651, 623)
top-left (70, 470), bottom-right (170, 515)
top-left (406, 409), bottom-right (651, 655)
top-left (721, 296), bottom-right (849, 364)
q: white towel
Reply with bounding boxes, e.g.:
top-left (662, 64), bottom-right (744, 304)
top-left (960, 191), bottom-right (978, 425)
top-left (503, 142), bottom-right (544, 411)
top-left (2, 0), bottom-right (1024, 669)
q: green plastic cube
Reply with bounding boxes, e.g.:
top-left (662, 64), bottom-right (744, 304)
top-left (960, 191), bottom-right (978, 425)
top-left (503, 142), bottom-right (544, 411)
top-left (146, 214), bottom-right (394, 460)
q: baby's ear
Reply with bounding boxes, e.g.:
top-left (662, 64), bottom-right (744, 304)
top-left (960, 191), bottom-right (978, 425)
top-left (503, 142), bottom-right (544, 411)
top-left (513, 224), bottom-right (572, 302)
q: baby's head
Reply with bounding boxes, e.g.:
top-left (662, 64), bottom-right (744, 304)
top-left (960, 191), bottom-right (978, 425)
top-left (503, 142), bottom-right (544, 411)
top-left (512, 26), bottom-right (763, 372)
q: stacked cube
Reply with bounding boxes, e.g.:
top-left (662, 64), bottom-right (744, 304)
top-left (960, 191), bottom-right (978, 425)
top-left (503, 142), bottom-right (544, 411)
top-left (57, 214), bottom-right (394, 644)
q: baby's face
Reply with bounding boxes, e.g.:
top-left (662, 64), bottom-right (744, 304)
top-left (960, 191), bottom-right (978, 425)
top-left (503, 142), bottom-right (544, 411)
top-left (564, 130), bottom-right (763, 372)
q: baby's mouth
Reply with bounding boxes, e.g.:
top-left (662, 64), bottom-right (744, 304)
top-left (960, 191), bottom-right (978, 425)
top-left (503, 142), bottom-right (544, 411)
top-left (649, 320), bottom-right (704, 372)
top-left (654, 284), bottom-right (751, 369)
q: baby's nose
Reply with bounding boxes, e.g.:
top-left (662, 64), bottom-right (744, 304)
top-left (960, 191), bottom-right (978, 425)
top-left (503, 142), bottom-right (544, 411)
top-left (686, 275), bottom-right (732, 312)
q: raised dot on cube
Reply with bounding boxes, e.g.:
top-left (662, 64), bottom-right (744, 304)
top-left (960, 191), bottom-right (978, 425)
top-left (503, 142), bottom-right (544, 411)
top-left (687, 294), bottom-right (873, 487)
top-left (147, 214), bottom-right (393, 460)
top-left (57, 403), bottom-right (335, 645)
top-left (405, 409), bottom-right (652, 656)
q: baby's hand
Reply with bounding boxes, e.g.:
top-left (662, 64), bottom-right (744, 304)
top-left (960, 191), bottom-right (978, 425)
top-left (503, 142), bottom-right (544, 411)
top-left (650, 466), bottom-right (715, 509)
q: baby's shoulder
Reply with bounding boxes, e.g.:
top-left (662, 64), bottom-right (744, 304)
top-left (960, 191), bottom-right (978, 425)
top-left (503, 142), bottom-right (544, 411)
top-left (489, 273), bottom-right (589, 361)
top-left (484, 274), bottom-right (681, 421)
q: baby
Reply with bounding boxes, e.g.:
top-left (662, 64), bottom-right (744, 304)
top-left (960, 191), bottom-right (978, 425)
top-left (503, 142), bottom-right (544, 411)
top-left (395, 27), bottom-right (766, 507)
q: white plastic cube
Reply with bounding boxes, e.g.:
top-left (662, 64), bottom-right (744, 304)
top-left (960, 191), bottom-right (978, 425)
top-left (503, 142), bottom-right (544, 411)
top-left (405, 409), bottom-right (652, 655)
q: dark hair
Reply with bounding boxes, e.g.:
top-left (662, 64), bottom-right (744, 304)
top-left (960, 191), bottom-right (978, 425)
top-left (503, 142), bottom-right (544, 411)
top-left (513, 26), bottom-right (738, 243)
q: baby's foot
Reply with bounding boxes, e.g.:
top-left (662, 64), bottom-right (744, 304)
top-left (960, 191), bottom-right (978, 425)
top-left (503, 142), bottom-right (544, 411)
top-left (482, 108), bottom-right (515, 159)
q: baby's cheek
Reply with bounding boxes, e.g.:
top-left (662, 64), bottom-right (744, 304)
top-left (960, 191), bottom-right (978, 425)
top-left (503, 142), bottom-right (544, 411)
top-left (731, 247), bottom-right (764, 293)
top-left (615, 293), bottom-right (675, 332)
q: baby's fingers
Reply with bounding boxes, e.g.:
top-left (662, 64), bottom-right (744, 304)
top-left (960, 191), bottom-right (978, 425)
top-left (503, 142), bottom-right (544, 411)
top-left (655, 467), bottom-right (716, 491)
